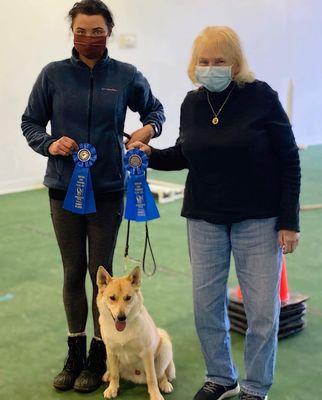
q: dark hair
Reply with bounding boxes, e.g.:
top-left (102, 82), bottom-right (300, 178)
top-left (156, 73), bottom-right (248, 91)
top-left (68, 0), bottom-right (114, 34)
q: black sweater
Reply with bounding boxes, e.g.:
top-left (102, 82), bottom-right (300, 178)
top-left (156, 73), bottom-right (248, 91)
top-left (149, 80), bottom-right (301, 231)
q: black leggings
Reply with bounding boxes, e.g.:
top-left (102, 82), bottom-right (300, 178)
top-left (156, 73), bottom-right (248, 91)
top-left (50, 196), bottom-right (123, 337)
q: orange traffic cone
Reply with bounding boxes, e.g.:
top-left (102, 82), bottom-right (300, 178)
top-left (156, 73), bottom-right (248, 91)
top-left (229, 255), bottom-right (309, 339)
top-left (235, 255), bottom-right (290, 302)
top-left (280, 255), bottom-right (290, 302)
top-left (236, 284), bottom-right (243, 300)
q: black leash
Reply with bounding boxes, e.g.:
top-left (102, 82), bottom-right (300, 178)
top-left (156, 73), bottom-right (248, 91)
top-left (123, 159), bottom-right (157, 277)
top-left (142, 221), bottom-right (157, 276)
top-left (124, 219), bottom-right (157, 277)
top-left (122, 132), bottom-right (131, 141)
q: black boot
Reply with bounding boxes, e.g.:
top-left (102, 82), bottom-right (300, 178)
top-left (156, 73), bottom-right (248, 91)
top-left (74, 337), bottom-right (107, 392)
top-left (53, 335), bottom-right (86, 391)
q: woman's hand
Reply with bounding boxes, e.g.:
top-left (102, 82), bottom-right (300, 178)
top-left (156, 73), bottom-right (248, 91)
top-left (125, 125), bottom-right (154, 149)
top-left (127, 141), bottom-right (152, 157)
top-left (278, 230), bottom-right (300, 254)
top-left (48, 136), bottom-right (78, 156)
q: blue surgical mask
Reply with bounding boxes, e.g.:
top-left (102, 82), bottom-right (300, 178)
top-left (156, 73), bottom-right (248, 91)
top-left (195, 65), bottom-right (232, 92)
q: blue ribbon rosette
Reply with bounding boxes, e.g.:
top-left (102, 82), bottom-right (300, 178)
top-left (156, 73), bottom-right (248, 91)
top-left (63, 143), bottom-right (97, 214)
top-left (124, 148), bottom-right (160, 221)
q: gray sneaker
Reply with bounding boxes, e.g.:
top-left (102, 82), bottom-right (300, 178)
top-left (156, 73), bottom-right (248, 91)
top-left (239, 392), bottom-right (268, 400)
top-left (193, 381), bottom-right (240, 400)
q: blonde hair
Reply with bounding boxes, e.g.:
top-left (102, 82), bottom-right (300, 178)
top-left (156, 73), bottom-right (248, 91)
top-left (188, 26), bottom-right (255, 87)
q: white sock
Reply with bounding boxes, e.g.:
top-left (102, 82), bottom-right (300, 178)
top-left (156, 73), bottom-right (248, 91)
top-left (94, 336), bottom-right (103, 341)
top-left (68, 331), bottom-right (86, 337)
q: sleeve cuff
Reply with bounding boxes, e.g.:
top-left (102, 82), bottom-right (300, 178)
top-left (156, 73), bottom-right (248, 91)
top-left (276, 217), bottom-right (300, 232)
top-left (43, 138), bottom-right (56, 157)
top-left (148, 146), bottom-right (159, 168)
top-left (144, 121), bottom-right (162, 138)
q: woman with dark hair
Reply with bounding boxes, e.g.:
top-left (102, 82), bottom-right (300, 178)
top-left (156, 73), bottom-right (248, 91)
top-left (21, 0), bottom-right (164, 393)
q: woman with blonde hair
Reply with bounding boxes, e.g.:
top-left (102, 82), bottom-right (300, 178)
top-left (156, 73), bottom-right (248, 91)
top-left (129, 26), bottom-right (300, 400)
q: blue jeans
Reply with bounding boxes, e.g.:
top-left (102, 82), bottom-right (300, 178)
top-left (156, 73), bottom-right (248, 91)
top-left (187, 217), bottom-right (283, 397)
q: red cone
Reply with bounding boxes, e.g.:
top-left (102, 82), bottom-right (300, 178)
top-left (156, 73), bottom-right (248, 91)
top-left (235, 255), bottom-right (290, 302)
top-left (280, 255), bottom-right (290, 302)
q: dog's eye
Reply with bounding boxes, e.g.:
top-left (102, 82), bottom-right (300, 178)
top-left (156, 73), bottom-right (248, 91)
top-left (109, 295), bottom-right (116, 301)
top-left (124, 295), bottom-right (131, 301)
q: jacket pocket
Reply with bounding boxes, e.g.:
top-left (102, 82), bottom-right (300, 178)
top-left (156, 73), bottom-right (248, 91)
top-left (113, 133), bottom-right (124, 180)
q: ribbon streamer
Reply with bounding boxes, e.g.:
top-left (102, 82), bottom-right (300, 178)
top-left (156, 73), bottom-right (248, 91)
top-left (63, 143), bottom-right (97, 214)
top-left (124, 149), bottom-right (159, 221)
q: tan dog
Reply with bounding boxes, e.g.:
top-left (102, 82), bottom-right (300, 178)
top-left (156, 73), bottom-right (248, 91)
top-left (96, 266), bottom-right (175, 400)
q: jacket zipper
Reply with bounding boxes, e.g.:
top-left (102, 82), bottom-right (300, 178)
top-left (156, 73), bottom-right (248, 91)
top-left (87, 68), bottom-right (123, 182)
top-left (87, 70), bottom-right (94, 143)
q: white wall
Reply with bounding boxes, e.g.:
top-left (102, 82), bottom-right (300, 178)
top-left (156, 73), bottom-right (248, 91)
top-left (0, 0), bottom-right (321, 194)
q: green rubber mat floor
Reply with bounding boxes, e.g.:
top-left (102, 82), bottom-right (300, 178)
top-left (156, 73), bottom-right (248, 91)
top-left (1, 145), bottom-right (322, 400)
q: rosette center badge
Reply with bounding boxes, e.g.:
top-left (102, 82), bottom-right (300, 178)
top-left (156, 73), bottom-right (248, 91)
top-left (78, 148), bottom-right (91, 162)
top-left (129, 154), bottom-right (142, 168)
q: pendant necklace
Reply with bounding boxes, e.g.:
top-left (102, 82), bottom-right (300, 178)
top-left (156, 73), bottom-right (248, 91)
top-left (206, 83), bottom-right (236, 125)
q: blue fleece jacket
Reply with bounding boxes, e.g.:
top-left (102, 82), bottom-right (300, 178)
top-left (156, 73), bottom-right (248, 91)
top-left (21, 48), bottom-right (165, 192)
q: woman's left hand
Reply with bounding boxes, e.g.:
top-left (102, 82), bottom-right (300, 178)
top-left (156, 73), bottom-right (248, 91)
top-left (278, 230), bottom-right (300, 254)
top-left (125, 125), bottom-right (154, 149)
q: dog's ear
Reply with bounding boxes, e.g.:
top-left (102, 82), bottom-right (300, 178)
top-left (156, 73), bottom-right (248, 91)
top-left (97, 266), bottom-right (112, 288)
top-left (127, 266), bottom-right (141, 287)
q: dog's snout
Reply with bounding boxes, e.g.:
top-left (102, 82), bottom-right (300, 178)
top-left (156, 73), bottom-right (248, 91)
top-left (117, 313), bottom-right (127, 322)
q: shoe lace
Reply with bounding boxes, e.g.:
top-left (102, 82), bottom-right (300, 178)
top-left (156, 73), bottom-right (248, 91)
top-left (64, 341), bottom-right (85, 371)
top-left (203, 381), bottom-right (221, 393)
top-left (87, 340), bottom-right (106, 372)
top-left (64, 355), bottom-right (76, 371)
top-left (64, 340), bottom-right (82, 372)
top-left (240, 393), bottom-right (262, 400)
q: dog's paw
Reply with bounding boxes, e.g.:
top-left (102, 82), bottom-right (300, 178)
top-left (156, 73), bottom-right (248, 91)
top-left (102, 371), bottom-right (110, 382)
top-left (150, 393), bottom-right (165, 400)
top-left (159, 380), bottom-right (173, 393)
top-left (103, 385), bottom-right (118, 399)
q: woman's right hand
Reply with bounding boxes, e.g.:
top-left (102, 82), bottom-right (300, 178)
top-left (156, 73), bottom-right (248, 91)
top-left (48, 136), bottom-right (79, 156)
top-left (127, 141), bottom-right (152, 157)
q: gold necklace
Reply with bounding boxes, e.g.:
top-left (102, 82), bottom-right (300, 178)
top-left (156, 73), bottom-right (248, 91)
top-left (206, 84), bottom-right (236, 125)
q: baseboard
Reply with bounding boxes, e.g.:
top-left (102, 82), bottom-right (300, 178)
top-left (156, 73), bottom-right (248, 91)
top-left (0, 178), bottom-right (44, 196)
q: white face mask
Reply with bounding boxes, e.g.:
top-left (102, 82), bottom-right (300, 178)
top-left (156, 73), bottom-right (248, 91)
top-left (195, 65), bottom-right (232, 92)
